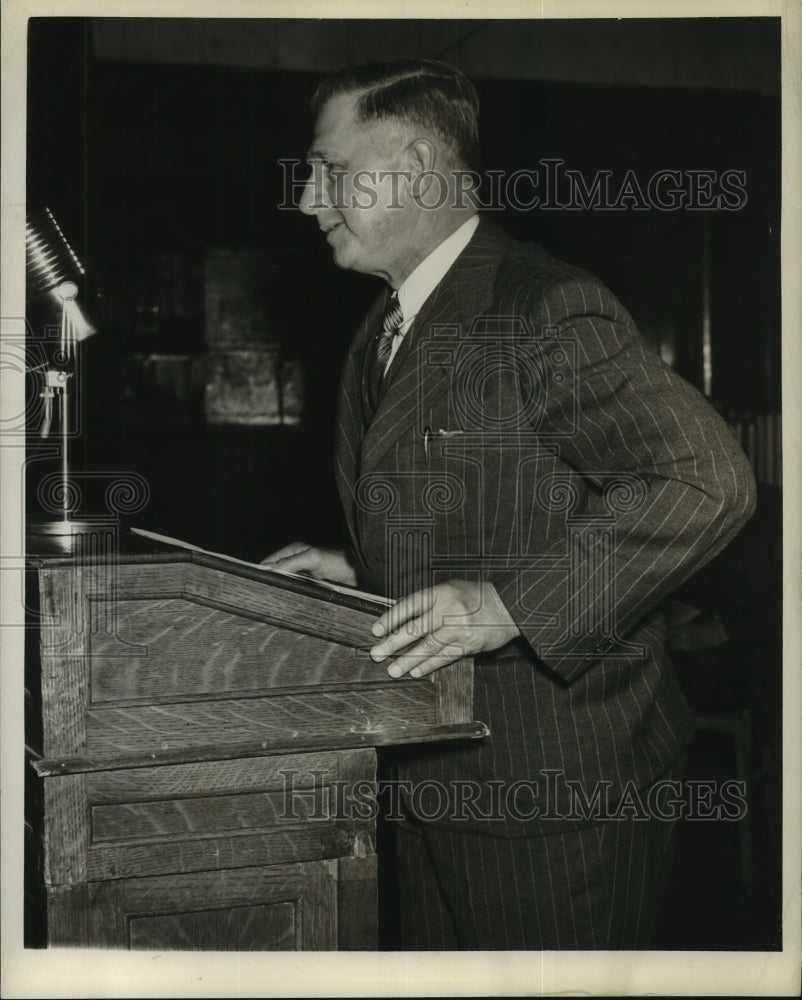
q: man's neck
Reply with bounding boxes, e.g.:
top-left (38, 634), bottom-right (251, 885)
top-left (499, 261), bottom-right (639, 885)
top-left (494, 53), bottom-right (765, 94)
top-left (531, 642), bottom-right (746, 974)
top-left (388, 209), bottom-right (478, 290)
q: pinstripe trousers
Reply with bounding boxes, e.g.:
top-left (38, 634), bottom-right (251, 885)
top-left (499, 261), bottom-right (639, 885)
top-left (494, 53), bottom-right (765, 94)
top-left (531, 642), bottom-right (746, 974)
top-left (393, 757), bottom-right (683, 951)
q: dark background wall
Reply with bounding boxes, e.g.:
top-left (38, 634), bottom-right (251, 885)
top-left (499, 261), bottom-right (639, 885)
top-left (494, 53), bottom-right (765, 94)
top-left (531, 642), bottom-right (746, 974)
top-left (25, 16), bottom-right (781, 562)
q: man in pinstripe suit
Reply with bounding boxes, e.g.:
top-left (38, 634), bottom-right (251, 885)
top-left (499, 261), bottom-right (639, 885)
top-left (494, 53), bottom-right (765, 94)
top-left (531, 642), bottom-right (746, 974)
top-left (266, 59), bottom-right (756, 949)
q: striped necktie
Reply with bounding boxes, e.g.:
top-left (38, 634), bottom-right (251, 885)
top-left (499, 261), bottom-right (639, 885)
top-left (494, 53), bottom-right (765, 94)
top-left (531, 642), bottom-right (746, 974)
top-left (367, 292), bottom-right (404, 415)
top-left (376, 292), bottom-right (404, 368)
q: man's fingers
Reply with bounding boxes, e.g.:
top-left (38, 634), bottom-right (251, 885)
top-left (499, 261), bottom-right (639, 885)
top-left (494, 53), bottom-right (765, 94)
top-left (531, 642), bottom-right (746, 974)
top-left (370, 614), bottom-right (430, 661)
top-left (269, 553), bottom-right (316, 574)
top-left (261, 546), bottom-right (357, 586)
top-left (372, 587), bottom-right (437, 638)
top-left (383, 635), bottom-right (466, 679)
top-left (261, 542), bottom-right (309, 565)
top-left (262, 544), bottom-right (322, 576)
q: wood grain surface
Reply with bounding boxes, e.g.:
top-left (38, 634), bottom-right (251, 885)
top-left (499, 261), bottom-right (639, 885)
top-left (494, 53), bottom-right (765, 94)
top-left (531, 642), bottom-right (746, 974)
top-left (30, 555), bottom-right (481, 951)
top-left (90, 786), bottom-right (331, 841)
top-left (89, 599), bottom-right (383, 702)
top-left (39, 567), bottom-right (91, 759)
top-left (33, 720), bottom-right (490, 776)
top-left (37, 561), bottom-right (481, 766)
top-left (79, 560), bottom-right (382, 649)
top-left (44, 751), bottom-right (377, 884)
top-left (47, 860), bottom-right (339, 949)
top-left (128, 900), bottom-right (298, 951)
top-left (83, 685), bottom-right (435, 757)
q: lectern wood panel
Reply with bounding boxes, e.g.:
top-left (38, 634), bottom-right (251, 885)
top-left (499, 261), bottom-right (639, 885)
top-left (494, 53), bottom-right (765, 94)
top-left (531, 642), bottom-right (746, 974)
top-left (47, 861), bottom-right (339, 950)
top-left (128, 901), bottom-right (298, 952)
top-left (88, 599), bottom-right (384, 701)
top-left (29, 547), bottom-right (485, 950)
top-left (37, 557), bottom-right (478, 768)
top-left (43, 749), bottom-right (375, 885)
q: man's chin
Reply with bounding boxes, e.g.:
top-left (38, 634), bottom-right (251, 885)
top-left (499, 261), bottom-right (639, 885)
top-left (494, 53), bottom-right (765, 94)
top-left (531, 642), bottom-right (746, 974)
top-left (329, 240), bottom-right (381, 279)
top-left (331, 247), bottom-right (369, 275)
top-left (330, 244), bottom-right (354, 270)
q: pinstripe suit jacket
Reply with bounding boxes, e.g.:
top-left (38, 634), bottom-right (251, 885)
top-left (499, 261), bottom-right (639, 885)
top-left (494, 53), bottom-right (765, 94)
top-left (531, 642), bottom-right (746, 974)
top-left (334, 215), bottom-right (756, 837)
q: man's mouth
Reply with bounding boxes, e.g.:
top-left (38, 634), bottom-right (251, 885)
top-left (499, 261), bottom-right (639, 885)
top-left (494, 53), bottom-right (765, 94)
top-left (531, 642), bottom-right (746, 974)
top-left (322, 222), bottom-right (344, 239)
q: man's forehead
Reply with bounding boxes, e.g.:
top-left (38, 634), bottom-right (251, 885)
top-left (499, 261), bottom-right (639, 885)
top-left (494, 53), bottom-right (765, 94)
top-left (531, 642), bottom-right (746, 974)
top-left (309, 92), bottom-right (361, 148)
top-left (308, 91), bottom-right (402, 159)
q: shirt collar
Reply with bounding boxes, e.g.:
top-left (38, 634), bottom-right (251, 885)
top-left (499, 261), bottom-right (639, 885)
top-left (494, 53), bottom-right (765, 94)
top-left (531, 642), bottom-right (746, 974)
top-left (395, 215), bottom-right (479, 332)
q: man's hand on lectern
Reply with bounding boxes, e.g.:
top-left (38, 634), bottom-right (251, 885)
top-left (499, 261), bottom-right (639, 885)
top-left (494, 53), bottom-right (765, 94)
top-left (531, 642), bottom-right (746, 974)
top-left (261, 543), bottom-right (358, 586)
top-left (369, 580), bottom-right (521, 678)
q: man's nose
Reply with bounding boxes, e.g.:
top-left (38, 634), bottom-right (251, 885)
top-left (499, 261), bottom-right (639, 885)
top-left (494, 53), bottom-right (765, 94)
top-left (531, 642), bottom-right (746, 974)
top-left (299, 169), bottom-right (328, 216)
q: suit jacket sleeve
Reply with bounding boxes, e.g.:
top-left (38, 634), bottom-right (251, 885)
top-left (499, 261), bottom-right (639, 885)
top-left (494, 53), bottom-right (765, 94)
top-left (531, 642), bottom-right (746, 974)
top-left (488, 269), bottom-right (757, 684)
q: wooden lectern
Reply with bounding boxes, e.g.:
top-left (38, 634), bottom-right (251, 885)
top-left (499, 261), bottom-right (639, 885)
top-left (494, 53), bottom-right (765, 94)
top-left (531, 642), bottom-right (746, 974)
top-left (26, 537), bottom-right (487, 951)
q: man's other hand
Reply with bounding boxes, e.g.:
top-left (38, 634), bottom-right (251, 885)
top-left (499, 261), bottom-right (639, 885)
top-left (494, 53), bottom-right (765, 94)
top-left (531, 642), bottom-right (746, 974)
top-left (261, 543), bottom-right (358, 586)
top-left (370, 581), bottom-right (520, 679)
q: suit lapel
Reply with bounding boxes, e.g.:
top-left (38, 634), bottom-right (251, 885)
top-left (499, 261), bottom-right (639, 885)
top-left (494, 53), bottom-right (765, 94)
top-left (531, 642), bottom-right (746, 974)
top-left (334, 289), bottom-right (389, 556)
top-left (335, 217), bottom-right (514, 558)
top-left (359, 217), bottom-right (512, 475)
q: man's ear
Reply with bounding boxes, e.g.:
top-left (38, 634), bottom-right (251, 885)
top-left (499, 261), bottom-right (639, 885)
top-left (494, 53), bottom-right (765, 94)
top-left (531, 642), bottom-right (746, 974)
top-left (404, 138), bottom-right (437, 200)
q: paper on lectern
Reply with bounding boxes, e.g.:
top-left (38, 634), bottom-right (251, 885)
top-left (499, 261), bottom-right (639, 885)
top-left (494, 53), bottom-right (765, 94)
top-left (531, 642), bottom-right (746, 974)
top-left (130, 527), bottom-right (392, 606)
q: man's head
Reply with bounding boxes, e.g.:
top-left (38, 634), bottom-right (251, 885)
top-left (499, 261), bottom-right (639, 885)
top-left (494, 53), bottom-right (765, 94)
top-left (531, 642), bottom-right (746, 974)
top-left (299, 59), bottom-right (481, 287)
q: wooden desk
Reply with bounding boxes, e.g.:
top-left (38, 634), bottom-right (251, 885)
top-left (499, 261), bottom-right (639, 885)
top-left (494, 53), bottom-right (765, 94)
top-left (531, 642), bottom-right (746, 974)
top-left (26, 538), bottom-right (486, 950)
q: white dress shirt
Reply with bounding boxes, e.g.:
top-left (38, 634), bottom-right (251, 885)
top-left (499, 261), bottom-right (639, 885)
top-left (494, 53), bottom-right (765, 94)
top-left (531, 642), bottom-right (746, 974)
top-left (384, 214), bottom-right (480, 372)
